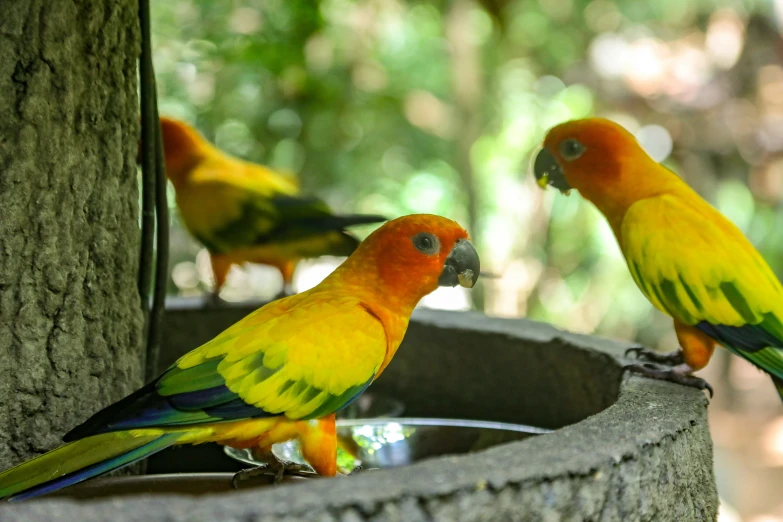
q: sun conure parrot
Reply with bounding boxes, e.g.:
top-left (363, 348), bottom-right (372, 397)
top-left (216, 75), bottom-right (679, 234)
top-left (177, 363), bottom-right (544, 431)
top-left (156, 116), bottom-right (387, 299)
top-left (533, 117), bottom-right (783, 400)
top-left (0, 214), bottom-right (480, 501)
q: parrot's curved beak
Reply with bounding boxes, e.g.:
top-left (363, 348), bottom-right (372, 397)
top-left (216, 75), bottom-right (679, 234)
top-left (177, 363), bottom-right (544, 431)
top-left (533, 147), bottom-right (572, 194)
top-left (438, 239), bottom-right (480, 288)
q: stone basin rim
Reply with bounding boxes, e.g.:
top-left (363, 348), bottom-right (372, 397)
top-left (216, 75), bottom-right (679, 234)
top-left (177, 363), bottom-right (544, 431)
top-left (1, 306), bottom-right (715, 522)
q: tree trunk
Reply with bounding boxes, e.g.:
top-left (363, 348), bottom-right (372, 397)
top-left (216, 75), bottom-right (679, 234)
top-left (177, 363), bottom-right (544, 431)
top-left (0, 1), bottom-right (143, 466)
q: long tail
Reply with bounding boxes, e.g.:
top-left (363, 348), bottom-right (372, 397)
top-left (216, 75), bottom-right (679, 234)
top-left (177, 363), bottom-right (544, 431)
top-left (696, 323), bottom-right (783, 403)
top-left (0, 431), bottom-right (180, 501)
top-left (733, 346), bottom-right (783, 403)
top-left (732, 347), bottom-right (783, 404)
top-left (269, 213), bottom-right (387, 258)
top-left (772, 375), bottom-right (783, 403)
top-left (308, 214), bottom-right (388, 231)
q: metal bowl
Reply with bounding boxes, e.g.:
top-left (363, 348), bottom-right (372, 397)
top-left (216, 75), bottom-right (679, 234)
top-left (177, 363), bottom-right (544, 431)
top-left (225, 418), bottom-right (550, 472)
top-left (338, 393), bottom-right (405, 419)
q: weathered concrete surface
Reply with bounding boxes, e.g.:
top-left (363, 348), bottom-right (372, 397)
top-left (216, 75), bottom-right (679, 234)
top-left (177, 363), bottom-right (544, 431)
top-left (1, 304), bottom-right (718, 521)
top-left (0, 1), bottom-right (143, 466)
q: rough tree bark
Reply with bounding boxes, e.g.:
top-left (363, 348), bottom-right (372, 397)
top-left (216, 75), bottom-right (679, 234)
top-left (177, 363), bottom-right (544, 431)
top-left (0, 1), bottom-right (143, 466)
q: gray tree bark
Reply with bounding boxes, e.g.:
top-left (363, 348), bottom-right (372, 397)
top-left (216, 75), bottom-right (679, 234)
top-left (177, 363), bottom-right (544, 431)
top-left (0, 1), bottom-right (143, 466)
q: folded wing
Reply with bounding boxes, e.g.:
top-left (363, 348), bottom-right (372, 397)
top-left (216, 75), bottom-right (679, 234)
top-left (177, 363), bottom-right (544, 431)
top-left (65, 294), bottom-right (387, 441)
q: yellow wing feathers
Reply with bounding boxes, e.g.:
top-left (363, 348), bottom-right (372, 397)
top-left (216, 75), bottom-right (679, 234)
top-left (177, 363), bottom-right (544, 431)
top-left (621, 194), bottom-right (783, 328)
top-left (190, 154), bottom-right (299, 196)
top-left (174, 293), bottom-right (387, 420)
top-left (173, 158), bottom-right (298, 245)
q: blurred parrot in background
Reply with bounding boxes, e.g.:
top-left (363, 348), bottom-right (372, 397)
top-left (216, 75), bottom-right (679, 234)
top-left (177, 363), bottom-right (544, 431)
top-left (533, 117), bottom-right (783, 401)
top-left (156, 116), bottom-right (387, 299)
top-left (0, 214), bottom-right (480, 501)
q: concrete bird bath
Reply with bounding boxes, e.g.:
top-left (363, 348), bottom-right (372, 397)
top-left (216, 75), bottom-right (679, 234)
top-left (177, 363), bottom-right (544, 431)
top-left (2, 298), bottom-right (717, 521)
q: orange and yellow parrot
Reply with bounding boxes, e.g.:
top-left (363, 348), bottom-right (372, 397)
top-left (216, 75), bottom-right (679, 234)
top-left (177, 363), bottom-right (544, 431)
top-left (534, 117), bottom-right (783, 399)
top-left (0, 214), bottom-right (479, 501)
top-left (157, 116), bottom-right (387, 298)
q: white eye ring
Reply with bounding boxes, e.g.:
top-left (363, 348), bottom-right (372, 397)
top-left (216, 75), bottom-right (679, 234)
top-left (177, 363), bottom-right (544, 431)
top-left (559, 139), bottom-right (586, 161)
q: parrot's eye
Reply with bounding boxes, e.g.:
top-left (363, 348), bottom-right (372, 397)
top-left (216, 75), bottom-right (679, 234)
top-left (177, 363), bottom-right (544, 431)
top-left (559, 139), bottom-right (586, 161)
top-left (412, 232), bottom-right (440, 255)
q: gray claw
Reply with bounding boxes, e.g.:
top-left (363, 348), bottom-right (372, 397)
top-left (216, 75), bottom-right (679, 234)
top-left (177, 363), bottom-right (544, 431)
top-left (624, 345), bottom-right (685, 366)
top-left (623, 364), bottom-right (713, 398)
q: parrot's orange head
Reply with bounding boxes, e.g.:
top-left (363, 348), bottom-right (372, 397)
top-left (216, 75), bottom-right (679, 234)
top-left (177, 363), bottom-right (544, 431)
top-left (532, 118), bottom-right (654, 205)
top-left (156, 117), bottom-right (210, 182)
top-left (337, 214), bottom-right (480, 308)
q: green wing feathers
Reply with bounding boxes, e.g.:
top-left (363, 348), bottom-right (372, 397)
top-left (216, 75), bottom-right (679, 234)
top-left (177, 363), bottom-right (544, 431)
top-left (176, 295), bottom-right (388, 419)
top-left (199, 191), bottom-right (386, 255)
top-left (64, 297), bottom-right (387, 442)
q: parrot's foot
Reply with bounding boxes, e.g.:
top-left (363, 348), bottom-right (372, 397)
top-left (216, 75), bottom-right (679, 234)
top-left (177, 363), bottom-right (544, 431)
top-left (349, 465), bottom-right (379, 474)
top-left (624, 346), bottom-right (685, 366)
top-left (336, 465), bottom-right (379, 478)
top-left (231, 460), bottom-right (314, 488)
top-left (623, 363), bottom-right (713, 397)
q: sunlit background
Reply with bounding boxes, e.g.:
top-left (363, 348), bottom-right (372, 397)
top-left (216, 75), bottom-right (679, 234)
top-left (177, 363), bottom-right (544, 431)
top-left (151, 0), bottom-right (783, 519)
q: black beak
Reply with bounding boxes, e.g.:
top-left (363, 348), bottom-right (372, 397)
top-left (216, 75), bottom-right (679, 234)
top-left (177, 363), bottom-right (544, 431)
top-left (438, 239), bottom-right (480, 288)
top-left (533, 147), bottom-right (572, 193)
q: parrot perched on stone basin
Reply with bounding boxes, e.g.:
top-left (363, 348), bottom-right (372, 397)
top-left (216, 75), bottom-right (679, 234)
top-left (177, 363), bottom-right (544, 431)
top-left (0, 214), bottom-right (480, 501)
top-left (157, 116), bottom-right (387, 299)
top-left (533, 117), bottom-right (783, 400)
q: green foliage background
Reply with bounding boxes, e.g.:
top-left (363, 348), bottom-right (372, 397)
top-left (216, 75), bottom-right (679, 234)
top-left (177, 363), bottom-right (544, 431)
top-left (152, 0), bottom-right (783, 352)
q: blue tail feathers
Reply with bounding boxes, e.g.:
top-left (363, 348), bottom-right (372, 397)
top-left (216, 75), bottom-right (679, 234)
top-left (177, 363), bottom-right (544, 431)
top-left (2, 433), bottom-right (180, 502)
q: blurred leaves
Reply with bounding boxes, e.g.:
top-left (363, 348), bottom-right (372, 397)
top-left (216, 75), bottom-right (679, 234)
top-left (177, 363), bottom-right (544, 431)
top-left (154, 0), bottom-right (783, 348)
